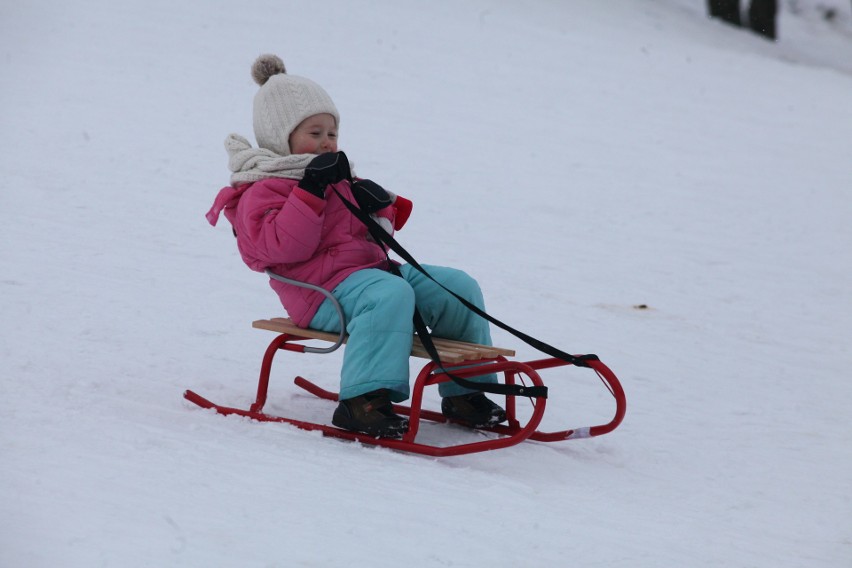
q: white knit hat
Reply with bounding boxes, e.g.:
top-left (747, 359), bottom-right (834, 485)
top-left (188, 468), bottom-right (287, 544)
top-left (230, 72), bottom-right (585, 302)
top-left (250, 54), bottom-right (340, 156)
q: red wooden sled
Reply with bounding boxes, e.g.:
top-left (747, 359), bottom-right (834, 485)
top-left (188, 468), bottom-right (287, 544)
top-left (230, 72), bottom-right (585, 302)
top-left (184, 316), bottom-right (626, 457)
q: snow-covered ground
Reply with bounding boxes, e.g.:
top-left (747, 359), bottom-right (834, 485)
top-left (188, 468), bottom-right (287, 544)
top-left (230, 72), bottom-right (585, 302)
top-left (2, 1), bottom-right (851, 566)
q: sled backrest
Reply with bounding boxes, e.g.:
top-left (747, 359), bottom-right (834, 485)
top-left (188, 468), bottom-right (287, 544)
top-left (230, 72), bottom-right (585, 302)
top-left (265, 270), bottom-right (346, 354)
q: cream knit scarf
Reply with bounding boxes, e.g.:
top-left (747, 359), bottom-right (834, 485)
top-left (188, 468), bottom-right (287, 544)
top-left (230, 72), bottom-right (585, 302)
top-left (215, 134), bottom-right (393, 236)
top-left (225, 133), bottom-right (316, 185)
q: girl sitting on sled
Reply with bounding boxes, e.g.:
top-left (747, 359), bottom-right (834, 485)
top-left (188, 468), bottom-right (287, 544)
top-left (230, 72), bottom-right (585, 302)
top-left (206, 54), bottom-right (505, 438)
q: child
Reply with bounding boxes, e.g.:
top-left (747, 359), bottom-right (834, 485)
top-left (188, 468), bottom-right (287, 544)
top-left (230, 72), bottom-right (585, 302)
top-left (206, 54), bottom-right (506, 438)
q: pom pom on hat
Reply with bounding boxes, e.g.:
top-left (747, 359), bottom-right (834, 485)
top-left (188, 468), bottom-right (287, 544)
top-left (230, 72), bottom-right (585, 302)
top-left (251, 54), bottom-right (286, 86)
top-left (250, 54), bottom-right (340, 156)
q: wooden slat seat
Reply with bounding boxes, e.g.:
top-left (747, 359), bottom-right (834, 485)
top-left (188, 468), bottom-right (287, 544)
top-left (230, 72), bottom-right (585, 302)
top-left (252, 317), bottom-right (515, 364)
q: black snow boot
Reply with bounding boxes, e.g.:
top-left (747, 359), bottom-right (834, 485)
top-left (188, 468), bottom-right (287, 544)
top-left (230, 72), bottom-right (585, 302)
top-left (441, 392), bottom-right (507, 428)
top-left (332, 389), bottom-right (409, 438)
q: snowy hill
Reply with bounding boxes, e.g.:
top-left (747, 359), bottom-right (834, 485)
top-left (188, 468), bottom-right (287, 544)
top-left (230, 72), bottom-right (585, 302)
top-left (2, 1), bottom-right (851, 566)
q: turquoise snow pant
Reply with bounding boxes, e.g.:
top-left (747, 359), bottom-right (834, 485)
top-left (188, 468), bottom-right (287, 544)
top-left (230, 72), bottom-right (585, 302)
top-left (309, 264), bottom-right (498, 402)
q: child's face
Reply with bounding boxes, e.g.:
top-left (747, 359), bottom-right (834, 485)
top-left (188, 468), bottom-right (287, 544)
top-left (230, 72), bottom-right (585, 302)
top-left (289, 113), bottom-right (338, 155)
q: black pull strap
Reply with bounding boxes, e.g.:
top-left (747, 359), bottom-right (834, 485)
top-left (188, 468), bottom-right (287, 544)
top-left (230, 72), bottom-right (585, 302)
top-left (388, 261), bottom-right (547, 399)
top-left (332, 185), bottom-right (599, 399)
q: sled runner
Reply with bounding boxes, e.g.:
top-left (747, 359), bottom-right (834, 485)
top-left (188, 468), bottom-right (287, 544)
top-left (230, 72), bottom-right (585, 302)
top-left (184, 274), bottom-right (626, 457)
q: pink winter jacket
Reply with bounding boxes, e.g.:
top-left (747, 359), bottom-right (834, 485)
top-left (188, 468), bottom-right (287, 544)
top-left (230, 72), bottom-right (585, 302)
top-left (206, 178), bottom-right (413, 327)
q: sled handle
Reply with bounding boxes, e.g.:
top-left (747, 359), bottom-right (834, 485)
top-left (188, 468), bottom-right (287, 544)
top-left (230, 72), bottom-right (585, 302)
top-left (265, 270), bottom-right (346, 354)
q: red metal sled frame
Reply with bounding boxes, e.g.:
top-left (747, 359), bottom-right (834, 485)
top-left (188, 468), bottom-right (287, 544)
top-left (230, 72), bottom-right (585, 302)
top-left (184, 332), bottom-right (626, 457)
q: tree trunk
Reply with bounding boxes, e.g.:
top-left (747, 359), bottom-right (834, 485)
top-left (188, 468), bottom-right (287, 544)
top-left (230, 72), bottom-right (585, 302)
top-left (707, 0), bottom-right (741, 26)
top-left (748, 0), bottom-right (778, 39)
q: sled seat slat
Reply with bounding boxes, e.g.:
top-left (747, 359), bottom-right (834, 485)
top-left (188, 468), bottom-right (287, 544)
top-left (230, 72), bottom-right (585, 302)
top-left (252, 318), bottom-right (514, 364)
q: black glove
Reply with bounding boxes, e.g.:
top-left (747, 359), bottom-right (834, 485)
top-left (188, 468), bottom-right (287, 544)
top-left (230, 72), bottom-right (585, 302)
top-left (352, 179), bottom-right (393, 213)
top-left (298, 151), bottom-right (352, 198)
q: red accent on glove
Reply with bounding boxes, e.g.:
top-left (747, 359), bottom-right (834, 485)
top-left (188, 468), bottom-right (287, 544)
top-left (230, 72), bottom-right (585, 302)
top-left (293, 186), bottom-right (326, 215)
top-left (393, 196), bottom-right (413, 230)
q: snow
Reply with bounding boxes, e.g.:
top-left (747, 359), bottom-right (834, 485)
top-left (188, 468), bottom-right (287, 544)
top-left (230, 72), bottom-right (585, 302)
top-left (2, 0), bottom-right (851, 566)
